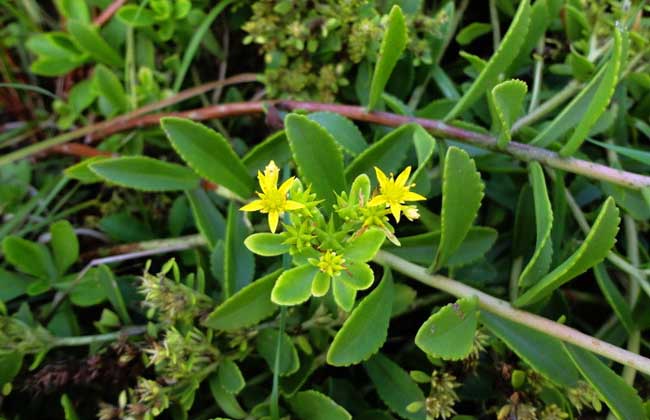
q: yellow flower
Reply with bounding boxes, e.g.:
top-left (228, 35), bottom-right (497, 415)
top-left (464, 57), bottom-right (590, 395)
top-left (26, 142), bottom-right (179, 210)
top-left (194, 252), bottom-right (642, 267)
top-left (368, 166), bottom-right (426, 222)
top-left (241, 161), bottom-right (304, 232)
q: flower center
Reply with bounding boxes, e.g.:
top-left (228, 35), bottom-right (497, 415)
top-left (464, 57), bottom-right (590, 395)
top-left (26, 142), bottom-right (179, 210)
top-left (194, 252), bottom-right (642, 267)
top-left (317, 251), bottom-right (346, 277)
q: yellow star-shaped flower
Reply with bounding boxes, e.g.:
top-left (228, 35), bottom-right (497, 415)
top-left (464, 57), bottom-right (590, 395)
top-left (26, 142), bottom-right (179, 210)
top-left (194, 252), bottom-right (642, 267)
top-left (368, 166), bottom-right (426, 222)
top-left (241, 161), bottom-right (304, 232)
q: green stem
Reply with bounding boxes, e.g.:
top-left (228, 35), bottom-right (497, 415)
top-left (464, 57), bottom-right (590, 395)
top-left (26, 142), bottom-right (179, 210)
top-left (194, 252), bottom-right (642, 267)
top-left (53, 325), bottom-right (147, 347)
top-left (372, 250), bottom-right (650, 376)
top-left (488, 0), bottom-right (501, 51)
top-left (528, 38), bottom-right (545, 112)
top-left (512, 80), bottom-right (583, 132)
top-left (622, 215), bottom-right (642, 386)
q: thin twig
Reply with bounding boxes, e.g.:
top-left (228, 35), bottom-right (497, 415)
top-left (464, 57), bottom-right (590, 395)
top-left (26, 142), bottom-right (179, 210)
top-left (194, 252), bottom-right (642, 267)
top-left (93, 0), bottom-right (126, 27)
top-left (81, 234), bottom-right (650, 375)
top-left (373, 250), bottom-right (650, 376)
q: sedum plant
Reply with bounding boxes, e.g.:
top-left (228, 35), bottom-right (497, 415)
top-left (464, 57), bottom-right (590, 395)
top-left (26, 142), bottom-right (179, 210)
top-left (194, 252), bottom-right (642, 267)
top-left (1, 1), bottom-right (650, 419)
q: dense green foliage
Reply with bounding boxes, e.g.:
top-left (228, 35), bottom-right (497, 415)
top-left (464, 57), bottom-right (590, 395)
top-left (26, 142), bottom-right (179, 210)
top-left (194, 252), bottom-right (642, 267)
top-left (1, 1), bottom-right (650, 419)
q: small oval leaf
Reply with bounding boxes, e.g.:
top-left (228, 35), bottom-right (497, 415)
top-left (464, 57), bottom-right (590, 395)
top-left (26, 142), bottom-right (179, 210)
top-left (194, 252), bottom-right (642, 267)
top-left (203, 270), bottom-right (280, 331)
top-left (415, 296), bottom-right (478, 360)
top-left (288, 390), bottom-right (352, 420)
top-left (327, 269), bottom-right (394, 366)
top-left (244, 233), bottom-right (289, 256)
top-left (285, 114), bottom-right (346, 208)
top-left (433, 147), bottom-right (484, 270)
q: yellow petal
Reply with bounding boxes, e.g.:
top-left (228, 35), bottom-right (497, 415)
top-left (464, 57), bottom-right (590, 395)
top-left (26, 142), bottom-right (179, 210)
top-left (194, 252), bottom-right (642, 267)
top-left (368, 195), bottom-right (387, 207)
top-left (395, 166), bottom-right (412, 186)
top-left (390, 204), bottom-right (401, 223)
top-left (278, 176), bottom-right (295, 195)
top-left (241, 200), bottom-right (264, 212)
top-left (404, 191), bottom-right (427, 202)
top-left (268, 211), bottom-right (280, 233)
top-left (374, 167), bottom-right (388, 188)
top-left (285, 200), bottom-right (305, 210)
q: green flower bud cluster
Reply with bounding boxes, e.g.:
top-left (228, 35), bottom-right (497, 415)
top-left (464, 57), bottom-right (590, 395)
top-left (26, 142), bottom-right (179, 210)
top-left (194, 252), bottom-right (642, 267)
top-left (242, 0), bottom-right (442, 100)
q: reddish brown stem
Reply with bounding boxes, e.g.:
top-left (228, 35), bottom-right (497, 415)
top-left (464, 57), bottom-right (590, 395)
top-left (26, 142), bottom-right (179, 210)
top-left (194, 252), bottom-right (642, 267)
top-left (93, 0), bottom-right (126, 27)
top-left (50, 143), bottom-right (114, 157)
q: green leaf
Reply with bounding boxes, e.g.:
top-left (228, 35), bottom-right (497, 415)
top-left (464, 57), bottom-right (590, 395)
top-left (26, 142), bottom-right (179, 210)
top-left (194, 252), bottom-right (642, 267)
top-left (96, 265), bottom-right (131, 324)
top-left (186, 188), bottom-right (226, 249)
top-left (204, 270), bottom-right (280, 331)
top-left (587, 139), bottom-right (650, 168)
top-left (90, 156), bottom-right (200, 191)
top-left (288, 390), bottom-right (352, 420)
top-left (433, 147), bottom-right (484, 271)
top-left (162, 117), bottom-right (254, 198)
top-left (339, 261), bottom-right (374, 290)
top-left (50, 220), bottom-right (78, 274)
top-left (67, 20), bottom-right (123, 67)
top-left (64, 156), bottom-right (109, 184)
top-left (0, 352), bottom-right (23, 386)
top-left (364, 353), bottom-right (426, 420)
top-left (173, 0), bottom-right (234, 91)
top-left (384, 227), bottom-right (496, 268)
top-left (64, 268), bottom-right (107, 307)
top-left (490, 79), bottom-right (527, 148)
top-left (116, 5), bottom-right (156, 27)
top-left (255, 328), bottom-right (300, 376)
top-left (307, 112), bottom-right (368, 157)
top-left (217, 359), bottom-right (245, 395)
top-left (224, 203), bottom-right (254, 298)
top-left (481, 311), bottom-right (580, 388)
top-left (563, 344), bottom-right (645, 420)
top-left (285, 114), bottom-right (346, 208)
top-left (60, 394), bottom-right (80, 420)
top-left (368, 5), bottom-right (407, 110)
top-left (518, 162), bottom-right (553, 288)
top-left (515, 197), bottom-right (620, 307)
top-left (327, 269), bottom-right (394, 366)
top-left (242, 131), bottom-right (291, 176)
top-left (271, 264), bottom-right (318, 306)
top-left (209, 375), bottom-right (246, 419)
top-left (415, 296), bottom-right (478, 360)
top-left (26, 33), bottom-right (86, 76)
top-left (2, 236), bottom-right (57, 281)
top-left (456, 22), bottom-right (491, 45)
top-left (593, 264), bottom-right (635, 334)
top-left (345, 124), bottom-right (415, 183)
top-left (333, 279), bottom-right (357, 312)
top-left (560, 29), bottom-right (624, 156)
top-left (0, 268), bottom-right (29, 302)
top-left (55, 0), bottom-right (90, 23)
top-left (93, 65), bottom-right (128, 115)
top-left (343, 228), bottom-right (385, 262)
top-left (244, 233), bottom-right (290, 256)
top-left (445, 0), bottom-right (530, 120)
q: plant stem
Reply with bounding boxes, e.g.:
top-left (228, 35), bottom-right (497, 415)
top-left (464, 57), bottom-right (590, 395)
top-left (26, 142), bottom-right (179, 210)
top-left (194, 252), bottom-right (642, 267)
top-left (512, 80), bottom-right (583, 132)
top-left (372, 250), bottom-right (650, 376)
top-left (489, 0), bottom-right (501, 52)
top-left (528, 39), bottom-right (545, 112)
top-left (53, 325), bottom-right (147, 347)
top-left (622, 215), bottom-right (642, 386)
